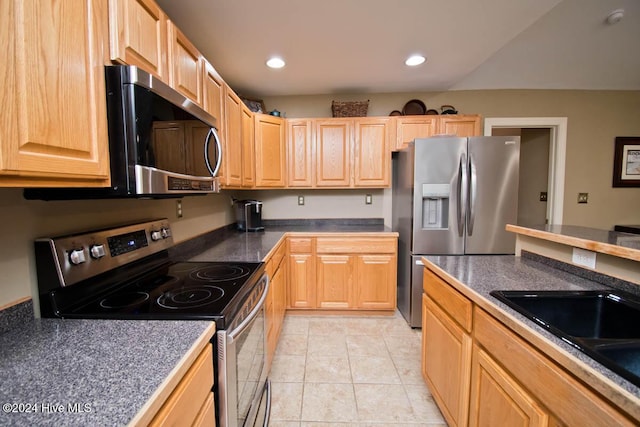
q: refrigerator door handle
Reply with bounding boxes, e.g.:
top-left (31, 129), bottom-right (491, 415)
top-left (468, 154), bottom-right (478, 235)
top-left (457, 153), bottom-right (468, 237)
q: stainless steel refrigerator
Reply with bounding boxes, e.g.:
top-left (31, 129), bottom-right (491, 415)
top-left (392, 136), bottom-right (520, 327)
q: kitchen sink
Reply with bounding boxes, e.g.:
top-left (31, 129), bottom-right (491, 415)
top-left (490, 290), bottom-right (640, 387)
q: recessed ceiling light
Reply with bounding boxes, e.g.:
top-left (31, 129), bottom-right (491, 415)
top-left (266, 57), bottom-right (285, 69)
top-left (405, 55), bottom-right (426, 67)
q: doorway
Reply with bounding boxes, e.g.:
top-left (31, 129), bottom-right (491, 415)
top-left (492, 128), bottom-right (551, 226)
top-left (484, 117), bottom-right (567, 225)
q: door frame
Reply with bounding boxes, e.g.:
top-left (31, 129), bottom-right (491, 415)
top-left (484, 117), bottom-right (567, 225)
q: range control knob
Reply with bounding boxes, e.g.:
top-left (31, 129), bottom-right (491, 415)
top-left (150, 230), bottom-right (163, 241)
top-left (161, 227), bottom-right (171, 239)
top-left (90, 244), bottom-right (106, 259)
top-left (69, 248), bottom-right (87, 265)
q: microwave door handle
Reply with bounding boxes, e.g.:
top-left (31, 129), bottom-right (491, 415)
top-left (204, 127), bottom-right (222, 177)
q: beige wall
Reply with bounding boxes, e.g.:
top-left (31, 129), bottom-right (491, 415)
top-left (518, 128), bottom-right (551, 227)
top-left (0, 189), bottom-right (234, 309)
top-left (263, 89), bottom-right (640, 229)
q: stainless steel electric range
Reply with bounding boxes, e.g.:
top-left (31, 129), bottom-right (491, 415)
top-left (34, 219), bottom-right (270, 427)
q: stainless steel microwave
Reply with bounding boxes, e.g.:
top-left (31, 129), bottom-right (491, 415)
top-left (25, 65), bottom-right (222, 200)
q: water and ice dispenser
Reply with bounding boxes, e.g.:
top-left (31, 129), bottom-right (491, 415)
top-left (421, 184), bottom-right (450, 229)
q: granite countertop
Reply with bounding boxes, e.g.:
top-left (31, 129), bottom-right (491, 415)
top-left (423, 254), bottom-right (640, 419)
top-left (0, 317), bottom-right (214, 426)
top-left (181, 220), bottom-right (394, 263)
top-left (507, 224), bottom-right (640, 260)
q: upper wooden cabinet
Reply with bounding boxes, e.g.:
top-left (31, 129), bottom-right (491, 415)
top-left (315, 119), bottom-right (352, 187)
top-left (167, 21), bottom-right (202, 105)
top-left (287, 119), bottom-right (314, 187)
top-left (395, 114), bottom-right (482, 150)
top-left (439, 114), bottom-right (482, 138)
top-left (254, 114), bottom-right (286, 187)
top-left (396, 116), bottom-right (438, 150)
top-left (0, 0), bottom-right (110, 187)
top-left (223, 85), bottom-right (243, 187)
top-left (108, 0), bottom-right (168, 81)
top-left (202, 60), bottom-right (224, 127)
top-left (241, 105), bottom-right (255, 188)
top-left (353, 118), bottom-right (391, 187)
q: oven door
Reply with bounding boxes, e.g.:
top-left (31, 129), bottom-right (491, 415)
top-left (217, 275), bottom-right (270, 427)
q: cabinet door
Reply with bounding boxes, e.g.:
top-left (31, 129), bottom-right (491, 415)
top-left (168, 21), bottom-right (202, 105)
top-left (289, 253), bottom-right (316, 309)
top-left (315, 119), bottom-right (352, 187)
top-left (223, 86), bottom-right (242, 187)
top-left (469, 346), bottom-right (548, 427)
top-left (254, 114), bottom-right (286, 187)
top-left (422, 294), bottom-right (472, 427)
top-left (0, 0), bottom-right (110, 186)
top-left (108, 0), bottom-right (168, 81)
top-left (355, 254), bottom-right (396, 309)
top-left (202, 60), bottom-right (223, 126)
top-left (241, 106), bottom-right (255, 187)
top-left (438, 115), bottom-right (481, 137)
top-left (354, 118), bottom-right (391, 187)
top-left (316, 254), bottom-right (355, 309)
top-left (287, 119), bottom-right (314, 187)
top-left (395, 117), bottom-right (438, 150)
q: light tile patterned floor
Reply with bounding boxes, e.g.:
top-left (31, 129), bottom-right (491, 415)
top-left (268, 311), bottom-right (447, 426)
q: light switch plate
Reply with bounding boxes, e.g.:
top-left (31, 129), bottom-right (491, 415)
top-left (572, 247), bottom-right (596, 269)
top-left (577, 192), bottom-right (589, 204)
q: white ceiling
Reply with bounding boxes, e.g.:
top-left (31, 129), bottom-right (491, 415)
top-left (156, 0), bottom-right (640, 97)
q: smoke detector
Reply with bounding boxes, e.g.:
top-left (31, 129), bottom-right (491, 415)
top-left (606, 9), bottom-right (624, 25)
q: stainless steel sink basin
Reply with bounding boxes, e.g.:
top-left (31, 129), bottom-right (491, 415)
top-left (490, 290), bottom-right (640, 387)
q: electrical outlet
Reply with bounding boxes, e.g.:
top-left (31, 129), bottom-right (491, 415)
top-left (176, 200), bottom-right (183, 218)
top-left (577, 193), bottom-right (589, 204)
top-left (572, 248), bottom-right (596, 269)
top-left (365, 194), bottom-right (372, 205)
top-left (298, 195), bottom-right (305, 206)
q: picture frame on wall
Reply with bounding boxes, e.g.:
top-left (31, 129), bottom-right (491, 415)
top-left (613, 136), bottom-right (640, 187)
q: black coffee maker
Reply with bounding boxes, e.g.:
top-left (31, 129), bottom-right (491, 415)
top-left (233, 199), bottom-right (264, 231)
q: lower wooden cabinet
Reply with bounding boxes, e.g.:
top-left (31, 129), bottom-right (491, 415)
top-left (469, 345), bottom-right (547, 427)
top-left (421, 263), bottom-right (638, 427)
top-left (265, 239), bottom-right (287, 368)
top-left (316, 254), bottom-right (355, 309)
top-left (422, 293), bottom-right (471, 427)
top-left (149, 344), bottom-right (214, 426)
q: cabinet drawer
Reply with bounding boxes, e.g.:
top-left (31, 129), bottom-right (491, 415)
top-left (423, 268), bottom-right (472, 333)
top-left (316, 237), bottom-right (396, 254)
top-left (193, 393), bottom-right (215, 427)
top-left (150, 344), bottom-right (214, 426)
top-left (289, 237), bottom-right (313, 253)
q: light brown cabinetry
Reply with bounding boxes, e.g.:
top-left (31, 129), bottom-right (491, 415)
top-left (353, 118), bottom-right (392, 187)
top-left (422, 263), bottom-right (638, 427)
top-left (422, 268), bottom-right (472, 427)
top-left (0, 0), bottom-right (110, 187)
top-left (287, 119), bottom-right (314, 187)
top-left (167, 21), bottom-right (202, 105)
top-left (288, 236), bottom-right (397, 311)
top-left (223, 85), bottom-right (243, 187)
top-left (288, 237), bottom-right (316, 309)
top-left (315, 119), bottom-right (352, 187)
top-left (265, 239), bottom-right (287, 368)
top-left (395, 115), bottom-right (482, 151)
top-left (202, 60), bottom-right (224, 126)
top-left (148, 344), bottom-right (215, 426)
top-left (254, 114), bottom-right (286, 187)
top-left (469, 345), bottom-right (547, 427)
top-left (108, 0), bottom-right (168, 81)
top-left (241, 106), bottom-right (255, 187)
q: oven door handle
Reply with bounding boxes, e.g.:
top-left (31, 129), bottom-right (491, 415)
top-left (228, 275), bottom-right (269, 342)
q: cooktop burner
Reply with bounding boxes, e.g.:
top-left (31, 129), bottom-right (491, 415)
top-left (60, 261), bottom-right (264, 327)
